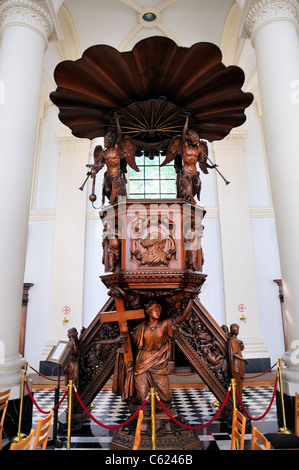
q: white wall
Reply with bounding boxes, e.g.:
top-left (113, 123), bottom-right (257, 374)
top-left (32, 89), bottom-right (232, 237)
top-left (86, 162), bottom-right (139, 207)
top-left (251, 217), bottom-right (284, 362)
top-left (83, 219), bottom-right (109, 328)
top-left (23, 221), bottom-right (55, 369)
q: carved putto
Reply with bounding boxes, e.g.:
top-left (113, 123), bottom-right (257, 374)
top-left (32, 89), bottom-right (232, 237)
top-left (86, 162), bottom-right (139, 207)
top-left (102, 220), bottom-right (121, 272)
top-left (178, 311), bottom-right (230, 389)
top-left (80, 115), bottom-right (140, 205)
top-left (161, 114), bottom-right (216, 203)
top-left (183, 216), bottom-right (204, 271)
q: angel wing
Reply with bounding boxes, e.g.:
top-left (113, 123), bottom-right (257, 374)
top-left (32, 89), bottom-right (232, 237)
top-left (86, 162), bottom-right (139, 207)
top-left (160, 135), bottom-right (182, 167)
top-left (93, 144), bottom-right (104, 168)
top-left (198, 140), bottom-right (210, 174)
top-left (119, 136), bottom-right (139, 172)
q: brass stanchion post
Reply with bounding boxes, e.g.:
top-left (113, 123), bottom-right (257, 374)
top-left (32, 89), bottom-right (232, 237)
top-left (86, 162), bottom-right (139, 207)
top-left (48, 363), bottom-right (63, 448)
top-left (231, 378), bottom-right (237, 410)
top-left (133, 409), bottom-right (144, 450)
top-left (231, 378), bottom-right (239, 450)
top-left (277, 358), bottom-right (292, 434)
top-left (67, 380), bottom-right (73, 450)
top-left (150, 388), bottom-right (156, 450)
top-left (11, 363), bottom-right (28, 443)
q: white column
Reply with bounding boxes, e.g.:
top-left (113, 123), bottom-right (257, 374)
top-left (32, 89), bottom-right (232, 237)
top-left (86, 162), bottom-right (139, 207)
top-left (41, 131), bottom-right (91, 360)
top-left (0, 0), bottom-right (59, 396)
top-left (240, 0), bottom-right (299, 394)
top-left (213, 130), bottom-right (269, 360)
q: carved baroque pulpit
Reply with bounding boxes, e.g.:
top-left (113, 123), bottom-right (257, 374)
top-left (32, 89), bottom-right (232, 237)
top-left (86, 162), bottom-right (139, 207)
top-left (50, 37), bottom-right (253, 447)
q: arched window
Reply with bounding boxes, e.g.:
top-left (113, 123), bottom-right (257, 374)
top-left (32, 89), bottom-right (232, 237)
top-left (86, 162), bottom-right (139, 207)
top-left (128, 153), bottom-right (176, 199)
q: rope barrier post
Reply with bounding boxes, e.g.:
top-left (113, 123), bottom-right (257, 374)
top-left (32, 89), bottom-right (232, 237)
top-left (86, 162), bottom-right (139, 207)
top-left (277, 358), bottom-right (292, 434)
top-left (48, 363), bottom-right (63, 448)
top-left (230, 378), bottom-right (240, 450)
top-left (133, 409), bottom-right (144, 450)
top-left (67, 380), bottom-right (73, 450)
top-left (53, 377), bottom-right (63, 447)
top-left (150, 388), bottom-right (156, 450)
top-left (231, 378), bottom-right (237, 410)
top-left (11, 363), bottom-right (28, 443)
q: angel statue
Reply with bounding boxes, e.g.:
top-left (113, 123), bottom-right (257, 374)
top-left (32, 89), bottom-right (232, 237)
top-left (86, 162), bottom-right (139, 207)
top-left (80, 115), bottom-right (139, 205)
top-left (160, 113), bottom-right (217, 203)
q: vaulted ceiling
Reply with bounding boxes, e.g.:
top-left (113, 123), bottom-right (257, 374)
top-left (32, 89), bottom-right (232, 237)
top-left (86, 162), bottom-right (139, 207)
top-left (60, 0), bottom-right (235, 53)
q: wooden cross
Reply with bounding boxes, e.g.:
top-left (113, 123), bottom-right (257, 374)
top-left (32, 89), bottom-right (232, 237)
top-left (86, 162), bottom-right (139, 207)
top-left (100, 298), bottom-right (144, 365)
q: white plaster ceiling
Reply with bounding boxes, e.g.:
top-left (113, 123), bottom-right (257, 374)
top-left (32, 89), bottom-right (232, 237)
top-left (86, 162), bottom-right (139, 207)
top-left (62, 0), bottom-right (235, 53)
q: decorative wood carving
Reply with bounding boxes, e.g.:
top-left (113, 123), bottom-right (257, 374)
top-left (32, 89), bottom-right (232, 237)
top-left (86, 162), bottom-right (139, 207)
top-left (81, 116), bottom-right (139, 205)
top-left (50, 37), bottom-right (253, 144)
top-left (161, 114), bottom-right (217, 203)
top-left (130, 213), bottom-right (176, 267)
top-left (52, 37), bottom-right (252, 437)
top-left (66, 296), bottom-right (236, 422)
top-left (102, 220), bottom-right (121, 272)
top-left (175, 298), bottom-right (232, 407)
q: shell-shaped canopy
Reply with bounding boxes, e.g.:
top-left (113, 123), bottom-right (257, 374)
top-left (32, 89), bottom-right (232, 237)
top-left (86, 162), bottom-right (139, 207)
top-left (50, 36), bottom-right (253, 148)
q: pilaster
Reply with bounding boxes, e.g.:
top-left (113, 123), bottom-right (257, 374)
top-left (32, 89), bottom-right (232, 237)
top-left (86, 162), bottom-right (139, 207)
top-left (41, 131), bottom-right (91, 366)
top-left (213, 130), bottom-right (269, 362)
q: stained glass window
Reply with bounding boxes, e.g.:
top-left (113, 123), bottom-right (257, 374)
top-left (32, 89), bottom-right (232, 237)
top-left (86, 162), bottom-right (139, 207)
top-left (128, 154), bottom-right (176, 199)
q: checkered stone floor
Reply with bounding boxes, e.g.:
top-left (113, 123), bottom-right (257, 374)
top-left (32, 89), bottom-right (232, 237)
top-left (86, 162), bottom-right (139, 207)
top-left (27, 385), bottom-right (278, 451)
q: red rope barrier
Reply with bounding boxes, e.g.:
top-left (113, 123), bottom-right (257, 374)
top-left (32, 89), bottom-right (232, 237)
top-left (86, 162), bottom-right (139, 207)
top-left (74, 389), bottom-right (149, 429)
top-left (157, 388), bottom-right (231, 430)
top-left (28, 364), bottom-right (58, 382)
top-left (244, 361), bottom-right (278, 380)
top-left (236, 374), bottom-right (279, 421)
top-left (25, 380), bottom-right (68, 414)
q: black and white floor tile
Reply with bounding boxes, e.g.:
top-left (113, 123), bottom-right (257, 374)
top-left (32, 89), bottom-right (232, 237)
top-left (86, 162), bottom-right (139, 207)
top-left (21, 385), bottom-right (279, 451)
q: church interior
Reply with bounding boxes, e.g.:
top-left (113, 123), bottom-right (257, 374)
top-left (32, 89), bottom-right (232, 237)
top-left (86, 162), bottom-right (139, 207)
top-left (1, 0), bottom-right (299, 453)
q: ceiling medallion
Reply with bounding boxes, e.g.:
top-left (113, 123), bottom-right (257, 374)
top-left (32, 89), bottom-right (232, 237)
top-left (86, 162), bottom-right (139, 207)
top-left (143, 12), bottom-right (157, 22)
top-left (139, 9), bottom-right (160, 27)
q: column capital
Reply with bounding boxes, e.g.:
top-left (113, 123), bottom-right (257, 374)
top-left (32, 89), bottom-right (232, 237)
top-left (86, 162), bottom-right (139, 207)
top-left (239, 0), bottom-right (299, 40)
top-left (0, 0), bottom-right (62, 44)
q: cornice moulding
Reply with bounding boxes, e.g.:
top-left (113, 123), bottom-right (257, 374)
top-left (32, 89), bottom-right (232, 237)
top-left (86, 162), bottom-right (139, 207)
top-left (212, 129), bottom-right (248, 151)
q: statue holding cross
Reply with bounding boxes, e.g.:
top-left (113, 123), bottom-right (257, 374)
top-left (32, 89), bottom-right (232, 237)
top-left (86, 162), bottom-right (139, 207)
top-left (100, 297), bottom-right (145, 401)
top-left (100, 295), bottom-right (193, 405)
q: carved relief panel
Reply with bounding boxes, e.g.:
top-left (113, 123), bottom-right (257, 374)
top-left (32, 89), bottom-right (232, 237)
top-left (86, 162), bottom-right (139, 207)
top-left (129, 213), bottom-right (176, 267)
top-left (100, 199), bottom-right (205, 274)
